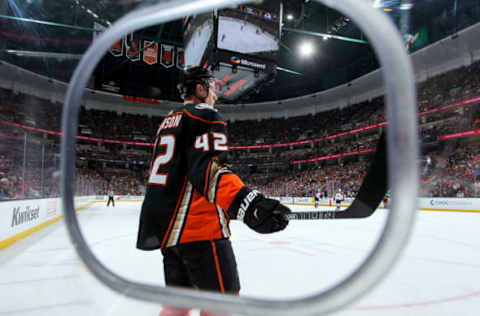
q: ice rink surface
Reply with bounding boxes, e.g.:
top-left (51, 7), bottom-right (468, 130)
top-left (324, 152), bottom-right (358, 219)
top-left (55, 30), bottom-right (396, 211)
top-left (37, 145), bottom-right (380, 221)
top-left (1, 201), bottom-right (479, 316)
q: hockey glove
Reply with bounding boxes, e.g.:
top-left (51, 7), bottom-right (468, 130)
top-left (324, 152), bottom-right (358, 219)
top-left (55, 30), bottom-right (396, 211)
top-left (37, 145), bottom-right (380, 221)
top-left (228, 187), bottom-right (291, 234)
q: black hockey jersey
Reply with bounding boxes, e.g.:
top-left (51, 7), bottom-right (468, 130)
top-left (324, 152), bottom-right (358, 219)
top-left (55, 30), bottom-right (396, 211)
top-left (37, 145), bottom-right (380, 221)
top-left (137, 103), bottom-right (245, 250)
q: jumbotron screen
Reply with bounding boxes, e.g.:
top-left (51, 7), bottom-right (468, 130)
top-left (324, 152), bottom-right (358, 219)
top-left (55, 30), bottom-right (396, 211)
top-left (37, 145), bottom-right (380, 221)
top-left (183, 2), bottom-right (282, 102)
top-left (183, 12), bottom-right (215, 68)
top-left (217, 5), bottom-right (281, 60)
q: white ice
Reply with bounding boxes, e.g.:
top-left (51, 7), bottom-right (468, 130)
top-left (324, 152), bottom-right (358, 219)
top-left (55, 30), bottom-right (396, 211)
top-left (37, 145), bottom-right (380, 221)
top-left (1, 202), bottom-right (479, 316)
top-left (217, 16), bottom-right (279, 54)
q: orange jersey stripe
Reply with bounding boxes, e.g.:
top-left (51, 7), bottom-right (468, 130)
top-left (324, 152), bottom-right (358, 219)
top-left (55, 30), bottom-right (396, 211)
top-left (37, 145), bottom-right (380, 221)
top-left (210, 241), bottom-right (225, 293)
top-left (214, 173), bottom-right (245, 211)
top-left (184, 109), bottom-right (227, 126)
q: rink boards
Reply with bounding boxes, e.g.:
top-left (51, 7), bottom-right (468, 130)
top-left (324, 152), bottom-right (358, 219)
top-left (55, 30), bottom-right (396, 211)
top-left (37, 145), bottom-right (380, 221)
top-left (1, 195), bottom-right (480, 250)
top-left (1, 201), bottom-right (479, 316)
top-left (0, 196), bottom-right (96, 249)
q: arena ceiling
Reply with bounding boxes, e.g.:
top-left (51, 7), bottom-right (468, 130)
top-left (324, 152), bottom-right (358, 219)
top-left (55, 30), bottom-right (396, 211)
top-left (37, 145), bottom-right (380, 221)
top-left (0, 0), bottom-right (478, 104)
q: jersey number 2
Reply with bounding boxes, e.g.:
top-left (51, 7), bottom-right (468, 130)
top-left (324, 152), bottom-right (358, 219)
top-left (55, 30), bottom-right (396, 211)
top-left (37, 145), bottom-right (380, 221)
top-left (148, 135), bottom-right (175, 185)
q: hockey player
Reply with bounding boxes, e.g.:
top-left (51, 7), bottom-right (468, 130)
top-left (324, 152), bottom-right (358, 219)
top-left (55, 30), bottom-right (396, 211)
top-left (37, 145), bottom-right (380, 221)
top-left (107, 189), bottom-right (115, 207)
top-left (334, 189), bottom-right (344, 211)
top-left (136, 66), bottom-right (291, 316)
top-left (314, 190), bottom-right (321, 208)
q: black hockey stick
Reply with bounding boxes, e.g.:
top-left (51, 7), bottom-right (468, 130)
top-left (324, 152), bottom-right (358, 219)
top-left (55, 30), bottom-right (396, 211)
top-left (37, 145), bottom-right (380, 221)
top-left (288, 132), bottom-right (388, 220)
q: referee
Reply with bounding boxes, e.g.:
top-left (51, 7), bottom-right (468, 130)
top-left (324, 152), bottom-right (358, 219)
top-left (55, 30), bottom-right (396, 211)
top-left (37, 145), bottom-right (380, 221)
top-left (107, 189), bottom-right (115, 207)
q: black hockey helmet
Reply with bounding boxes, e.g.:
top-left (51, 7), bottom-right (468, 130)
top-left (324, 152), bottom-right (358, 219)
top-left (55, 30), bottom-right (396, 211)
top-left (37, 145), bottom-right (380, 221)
top-left (178, 66), bottom-right (216, 99)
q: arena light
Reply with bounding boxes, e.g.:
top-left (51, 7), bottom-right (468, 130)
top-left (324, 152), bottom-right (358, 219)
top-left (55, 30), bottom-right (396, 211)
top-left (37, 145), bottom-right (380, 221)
top-left (299, 41), bottom-right (314, 57)
top-left (72, 0), bottom-right (111, 26)
top-left (286, 13), bottom-right (294, 20)
top-left (399, 3), bottom-right (413, 10)
top-left (372, 0), bottom-right (382, 8)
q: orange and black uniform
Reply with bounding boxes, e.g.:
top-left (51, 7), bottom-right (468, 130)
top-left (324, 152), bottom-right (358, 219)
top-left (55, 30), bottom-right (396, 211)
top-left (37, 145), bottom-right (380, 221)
top-left (137, 103), bottom-right (243, 293)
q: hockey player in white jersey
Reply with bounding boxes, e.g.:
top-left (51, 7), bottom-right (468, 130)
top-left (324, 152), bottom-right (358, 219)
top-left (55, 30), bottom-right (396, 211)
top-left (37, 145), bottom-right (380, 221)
top-left (314, 190), bottom-right (321, 208)
top-left (334, 189), bottom-right (344, 211)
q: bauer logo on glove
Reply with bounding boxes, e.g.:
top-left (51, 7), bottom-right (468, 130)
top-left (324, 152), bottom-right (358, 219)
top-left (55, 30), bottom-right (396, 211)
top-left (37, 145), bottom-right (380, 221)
top-left (237, 190), bottom-right (260, 221)
top-left (228, 187), bottom-right (291, 234)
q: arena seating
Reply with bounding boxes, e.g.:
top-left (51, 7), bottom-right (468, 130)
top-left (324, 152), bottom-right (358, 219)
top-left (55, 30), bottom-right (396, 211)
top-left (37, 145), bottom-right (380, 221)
top-left (1, 61), bottom-right (479, 199)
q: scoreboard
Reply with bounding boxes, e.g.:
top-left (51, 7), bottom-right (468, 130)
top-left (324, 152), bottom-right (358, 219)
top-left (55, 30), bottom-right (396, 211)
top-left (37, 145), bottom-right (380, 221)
top-left (183, 0), bottom-right (282, 102)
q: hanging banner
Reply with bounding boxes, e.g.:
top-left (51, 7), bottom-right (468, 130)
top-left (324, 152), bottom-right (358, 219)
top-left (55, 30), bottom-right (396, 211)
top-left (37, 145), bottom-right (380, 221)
top-left (176, 47), bottom-right (185, 70)
top-left (142, 41), bottom-right (159, 65)
top-left (110, 38), bottom-right (123, 57)
top-left (160, 44), bottom-right (175, 68)
top-left (125, 33), bottom-right (141, 62)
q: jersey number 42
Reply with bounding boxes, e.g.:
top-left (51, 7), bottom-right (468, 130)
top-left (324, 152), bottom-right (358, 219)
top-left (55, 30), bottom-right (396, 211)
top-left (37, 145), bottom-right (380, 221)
top-left (148, 133), bottom-right (227, 185)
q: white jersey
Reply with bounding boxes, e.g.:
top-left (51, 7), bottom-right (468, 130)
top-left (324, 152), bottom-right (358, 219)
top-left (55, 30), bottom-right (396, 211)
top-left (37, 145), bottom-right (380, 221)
top-left (334, 192), bottom-right (344, 201)
top-left (108, 190), bottom-right (114, 197)
top-left (315, 192), bottom-right (321, 200)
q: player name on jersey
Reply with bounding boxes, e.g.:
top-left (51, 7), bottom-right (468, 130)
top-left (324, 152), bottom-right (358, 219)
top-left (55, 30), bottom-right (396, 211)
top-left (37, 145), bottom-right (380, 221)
top-left (159, 113), bottom-right (182, 131)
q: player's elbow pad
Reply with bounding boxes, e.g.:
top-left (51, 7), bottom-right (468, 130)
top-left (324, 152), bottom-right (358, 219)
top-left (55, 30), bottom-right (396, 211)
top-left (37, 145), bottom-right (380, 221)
top-left (227, 186), bottom-right (291, 234)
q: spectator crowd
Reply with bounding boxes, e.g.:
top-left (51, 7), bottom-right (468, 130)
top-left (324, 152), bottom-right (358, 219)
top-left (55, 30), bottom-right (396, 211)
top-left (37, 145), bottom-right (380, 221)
top-left (1, 61), bottom-right (480, 200)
